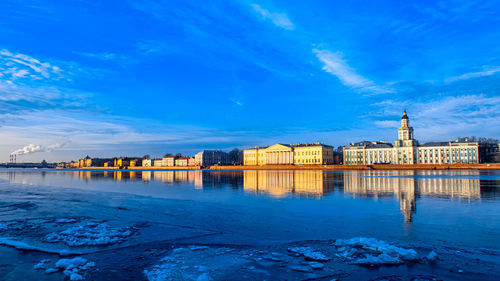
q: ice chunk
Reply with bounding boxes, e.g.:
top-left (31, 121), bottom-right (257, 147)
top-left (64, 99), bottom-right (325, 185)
top-left (288, 247), bottom-right (329, 261)
top-left (34, 259), bottom-right (51, 270)
top-left (425, 250), bottom-right (439, 262)
top-left (56, 257), bottom-right (88, 269)
top-left (45, 268), bottom-right (59, 274)
top-left (334, 237), bottom-right (419, 265)
top-left (45, 222), bottom-right (134, 246)
top-left (308, 261), bottom-right (325, 269)
top-left (55, 257), bottom-right (95, 280)
top-left (0, 237), bottom-right (78, 255)
top-left (56, 218), bottom-right (77, 224)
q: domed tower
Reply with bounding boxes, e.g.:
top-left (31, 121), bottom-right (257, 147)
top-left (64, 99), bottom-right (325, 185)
top-left (395, 109), bottom-right (416, 146)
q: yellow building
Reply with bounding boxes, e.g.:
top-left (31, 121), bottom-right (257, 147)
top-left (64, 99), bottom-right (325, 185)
top-left (243, 143), bottom-right (335, 165)
top-left (175, 157), bottom-right (189, 167)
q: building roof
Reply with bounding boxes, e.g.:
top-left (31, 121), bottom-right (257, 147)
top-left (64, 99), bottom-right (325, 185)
top-left (349, 141), bottom-right (393, 148)
top-left (420, 142), bottom-right (450, 147)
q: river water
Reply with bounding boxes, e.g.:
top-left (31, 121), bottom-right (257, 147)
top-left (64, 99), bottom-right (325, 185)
top-left (0, 169), bottom-right (499, 280)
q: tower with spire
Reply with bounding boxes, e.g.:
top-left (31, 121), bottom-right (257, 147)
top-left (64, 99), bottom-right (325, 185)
top-left (395, 109), bottom-right (416, 147)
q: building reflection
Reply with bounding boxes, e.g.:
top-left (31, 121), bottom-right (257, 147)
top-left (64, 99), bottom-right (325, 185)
top-left (1, 169), bottom-right (494, 223)
top-left (243, 170), bottom-right (339, 198)
top-left (343, 170), bottom-right (481, 222)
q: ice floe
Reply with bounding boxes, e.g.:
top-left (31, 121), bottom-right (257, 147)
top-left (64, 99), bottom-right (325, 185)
top-left (54, 257), bottom-right (95, 281)
top-left (334, 237), bottom-right (419, 265)
top-left (145, 246), bottom-right (250, 281)
top-left (0, 237), bottom-right (75, 255)
top-left (45, 222), bottom-right (134, 246)
top-left (34, 259), bottom-right (51, 270)
top-left (425, 250), bottom-right (439, 262)
top-left (288, 246), bottom-right (330, 261)
top-left (56, 218), bottom-right (78, 224)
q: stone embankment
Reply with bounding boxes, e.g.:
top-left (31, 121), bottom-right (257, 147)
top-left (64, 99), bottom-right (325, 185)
top-left (209, 163), bottom-right (500, 170)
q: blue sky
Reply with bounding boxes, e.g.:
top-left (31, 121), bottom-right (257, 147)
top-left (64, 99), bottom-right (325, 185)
top-left (1, 0), bottom-right (500, 162)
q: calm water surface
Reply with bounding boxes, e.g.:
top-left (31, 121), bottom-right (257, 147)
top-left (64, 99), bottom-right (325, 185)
top-left (1, 169), bottom-right (499, 250)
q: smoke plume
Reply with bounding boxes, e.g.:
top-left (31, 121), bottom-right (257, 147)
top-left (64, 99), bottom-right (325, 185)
top-left (10, 141), bottom-right (70, 156)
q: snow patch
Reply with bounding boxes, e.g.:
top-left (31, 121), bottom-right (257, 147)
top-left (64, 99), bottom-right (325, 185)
top-left (55, 257), bottom-right (95, 280)
top-left (288, 247), bottom-right (330, 261)
top-left (334, 237), bottom-right (419, 265)
top-left (45, 222), bottom-right (134, 246)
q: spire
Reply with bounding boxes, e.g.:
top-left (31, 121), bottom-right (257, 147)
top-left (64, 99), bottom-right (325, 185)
top-left (402, 109), bottom-right (408, 120)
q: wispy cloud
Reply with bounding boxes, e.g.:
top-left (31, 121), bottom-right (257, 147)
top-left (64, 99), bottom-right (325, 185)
top-left (74, 51), bottom-right (125, 61)
top-left (250, 4), bottom-right (295, 30)
top-left (0, 49), bottom-right (63, 80)
top-left (444, 66), bottom-right (500, 83)
top-left (372, 94), bottom-right (500, 141)
top-left (314, 49), bottom-right (393, 94)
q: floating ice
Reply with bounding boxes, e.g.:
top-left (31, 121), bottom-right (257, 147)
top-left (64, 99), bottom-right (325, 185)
top-left (145, 246), bottom-right (250, 281)
top-left (56, 218), bottom-right (77, 224)
top-left (0, 237), bottom-right (76, 255)
top-left (334, 237), bottom-right (418, 265)
top-left (55, 257), bottom-right (95, 281)
top-left (288, 247), bottom-right (330, 261)
top-left (34, 259), bottom-right (51, 270)
top-left (308, 261), bottom-right (325, 270)
top-left (45, 222), bottom-right (134, 246)
top-left (425, 250), bottom-right (439, 262)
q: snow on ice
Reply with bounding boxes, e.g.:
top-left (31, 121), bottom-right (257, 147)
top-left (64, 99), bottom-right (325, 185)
top-left (34, 259), bottom-right (51, 270)
top-left (145, 246), bottom-right (249, 281)
top-left (334, 237), bottom-right (420, 265)
top-left (45, 222), bottom-right (134, 246)
top-left (287, 246), bottom-right (330, 261)
top-left (0, 237), bottom-right (75, 255)
top-left (53, 257), bottom-right (95, 281)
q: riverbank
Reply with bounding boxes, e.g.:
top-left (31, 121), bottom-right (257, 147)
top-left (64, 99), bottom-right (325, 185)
top-left (209, 163), bottom-right (500, 170)
top-left (54, 163), bottom-right (500, 171)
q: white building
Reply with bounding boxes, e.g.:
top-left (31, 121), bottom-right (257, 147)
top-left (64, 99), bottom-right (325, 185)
top-left (344, 110), bottom-right (480, 165)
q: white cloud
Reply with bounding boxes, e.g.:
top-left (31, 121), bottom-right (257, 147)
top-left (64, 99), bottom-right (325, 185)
top-left (0, 49), bottom-right (63, 80)
top-left (251, 4), bottom-right (295, 30)
top-left (372, 94), bottom-right (500, 141)
top-left (444, 67), bottom-right (500, 83)
top-left (314, 49), bottom-right (393, 94)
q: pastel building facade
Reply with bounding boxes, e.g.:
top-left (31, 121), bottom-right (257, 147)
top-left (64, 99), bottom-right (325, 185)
top-left (243, 143), bottom-right (336, 165)
top-left (343, 110), bottom-right (481, 165)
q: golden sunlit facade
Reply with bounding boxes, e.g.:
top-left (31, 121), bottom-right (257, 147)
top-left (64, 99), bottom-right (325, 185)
top-left (243, 143), bottom-right (334, 166)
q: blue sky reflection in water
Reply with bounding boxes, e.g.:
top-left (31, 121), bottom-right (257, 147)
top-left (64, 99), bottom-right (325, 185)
top-left (1, 169), bottom-right (498, 250)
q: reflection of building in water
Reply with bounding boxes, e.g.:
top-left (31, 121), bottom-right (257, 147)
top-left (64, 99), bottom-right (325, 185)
top-left (243, 170), bottom-right (338, 197)
top-left (343, 170), bottom-right (481, 222)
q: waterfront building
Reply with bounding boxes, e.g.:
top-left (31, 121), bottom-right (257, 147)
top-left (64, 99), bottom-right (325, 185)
top-left (175, 157), bottom-right (189, 167)
top-left (243, 143), bottom-right (335, 166)
top-left (188, 157), bottom-right (196, 166)
top-left (343, 110), bottom-right (485, 165)
top-left (194, 150), bottom-right (230, 166)
top-left (142, 159), bottom-right (152, 167)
